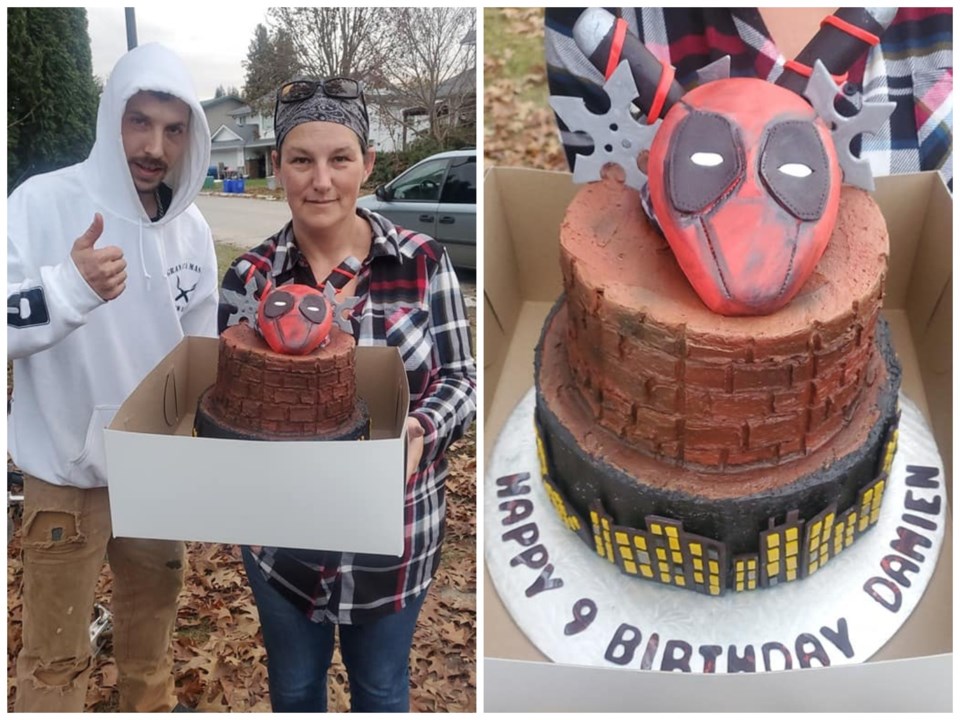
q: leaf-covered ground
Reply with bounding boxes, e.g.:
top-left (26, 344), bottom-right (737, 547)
top-left (484, 8), bottom-right (567, 172)
top-left (7, 425), bottom-right (475, 712)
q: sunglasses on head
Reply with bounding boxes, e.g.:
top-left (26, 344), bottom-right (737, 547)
top-left (274, 77), bottom-right (368, 136)
top-left (278, 77), bottom-right (363, 104)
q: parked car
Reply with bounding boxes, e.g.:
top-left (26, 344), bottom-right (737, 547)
top-left (357, 149), bottom-right (476, 270)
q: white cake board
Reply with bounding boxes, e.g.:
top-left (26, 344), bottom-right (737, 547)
top-left (485, 389), bottom-right (947, 673)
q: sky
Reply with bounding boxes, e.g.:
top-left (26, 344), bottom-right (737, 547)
top-left (86, 6), bottom-right (273, 101)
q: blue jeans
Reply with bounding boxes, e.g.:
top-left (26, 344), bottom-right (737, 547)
top-left (241, 547), bottom-right (427, 713)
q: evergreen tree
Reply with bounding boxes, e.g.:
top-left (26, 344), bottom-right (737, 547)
top-left (243, 23), bottom-right (301, 114)
top-left (8, 8), bottom-right (100, 192)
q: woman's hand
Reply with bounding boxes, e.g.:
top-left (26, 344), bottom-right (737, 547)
top-left (405, 416), bottom-right (426, 479)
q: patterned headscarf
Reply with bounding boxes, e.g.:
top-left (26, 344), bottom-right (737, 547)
top-left (274, 81), bottom-right (369, 151)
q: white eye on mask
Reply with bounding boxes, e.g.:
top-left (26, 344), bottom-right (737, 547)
top-left (691, 152), bottom-right (724, 167)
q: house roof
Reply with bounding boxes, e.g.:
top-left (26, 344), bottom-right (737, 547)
top-left (437, 66), bottom-right (475, 98)
top-left (228, 105), bottom-right (254, 117)
top-left (211, 124), bottom-right (242, 142)
top-left (211, 123), bottom-right (259, 146)
top-left (200, 95), bottom-right (245, 109)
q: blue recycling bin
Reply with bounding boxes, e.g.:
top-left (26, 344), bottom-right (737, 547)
top-left (225, 179), bottom-right (236, 193)
top-left (236, 178), bottom-right (245, 194)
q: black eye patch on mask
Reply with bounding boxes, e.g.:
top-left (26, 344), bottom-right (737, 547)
top-left (667, 111), bottom-right (744, 214)
top-left (759, 120), bottom-right (831, 221)
top-left (263, 291), bottom-right (295, 318)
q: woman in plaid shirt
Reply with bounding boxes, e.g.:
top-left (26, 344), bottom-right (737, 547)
top-left (217, 78), bottom-right (476, 712)
top-left (546, 7), bottom-right (952, 188)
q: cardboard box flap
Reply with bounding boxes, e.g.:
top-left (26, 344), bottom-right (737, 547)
top-left (483, 167), bottom-right (577, 412)
top-left (355, 345), bottom-right (410, 439)
top-left (110, 337), bottom-right (409, 440)
top-left (483, 167), bottom-right (524, 346)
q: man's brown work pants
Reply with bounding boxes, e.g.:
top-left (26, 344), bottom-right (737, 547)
top-left (14, 475), bottom-right (185, 712)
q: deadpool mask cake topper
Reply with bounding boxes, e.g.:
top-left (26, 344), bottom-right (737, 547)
top-left (550, 7), bottom-right (896, 316)
top-left (257, 283), bottom-right (333, 355)
top-left (219, 257), bottom-right (361, 355)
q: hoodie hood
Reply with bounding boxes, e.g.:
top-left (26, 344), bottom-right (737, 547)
top-left (84, 43), bottom-right (211, 225)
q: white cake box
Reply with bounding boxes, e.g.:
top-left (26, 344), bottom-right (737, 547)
top-left (104, 337), bottom-right (409, 556)
top-left (483, 167), bottom-right (952, 711)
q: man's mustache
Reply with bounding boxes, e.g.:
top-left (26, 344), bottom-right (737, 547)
top-left (132, 157), bottom-right (167, 172)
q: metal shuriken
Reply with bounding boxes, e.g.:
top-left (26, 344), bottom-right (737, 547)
top-left (692, 55), bottom-right (731, 86)
top-left (804, 60), bottom-right (895, 192)
top-left (324, 283), bottom-right (360, 335)
top-left (549, 60), bottom-right (660, 191)
top-left (220, 259), bottom-right (262, 329)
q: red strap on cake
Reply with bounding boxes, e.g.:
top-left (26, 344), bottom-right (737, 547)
top-left (821, 14), bottom-right (881, 46)
top-left (604, 18), bottom-right (629, 80)
top-left (646, 61), bottom-right (675, 124)
top-left (783, 59), bottom-right (848, 85)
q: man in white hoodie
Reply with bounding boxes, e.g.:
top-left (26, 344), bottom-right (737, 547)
top-left (8, 43), bottom-right (217, 712)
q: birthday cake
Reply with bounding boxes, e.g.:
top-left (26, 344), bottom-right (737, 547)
top-left (535, 8), bottom-right (901, 595)
top-left (196, 271), bottom-right (368, 442)
top-left (195, 322), bottom-right (369, 441)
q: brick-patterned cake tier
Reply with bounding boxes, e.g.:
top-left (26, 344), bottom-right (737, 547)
top-left (195, 323), bottom-right (369, 441)
top-left (560, 179), bottom-right (888, 471)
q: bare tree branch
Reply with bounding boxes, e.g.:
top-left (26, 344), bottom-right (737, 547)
top-left (267, 7), bottom-right (397, 81)
top-left (373, 8), bottom-right (476, 146)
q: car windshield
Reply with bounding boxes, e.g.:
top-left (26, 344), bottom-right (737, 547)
top-left (391, 159), bottom-right (448, 201)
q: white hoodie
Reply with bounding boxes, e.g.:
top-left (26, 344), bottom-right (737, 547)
top-left (7, 43), bottom-right (217, 489)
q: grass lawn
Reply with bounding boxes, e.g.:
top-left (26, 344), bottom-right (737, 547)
top-left (214, 242), bottom-right (250, 282)
top-left (484, 8), bottom-right (549, 105)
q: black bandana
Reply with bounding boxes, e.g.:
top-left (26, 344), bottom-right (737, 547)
top-left (275, 92), bottom-right (369, 151)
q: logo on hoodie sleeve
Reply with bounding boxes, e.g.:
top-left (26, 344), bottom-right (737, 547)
top-left (8, 288), bottom-right (51, 328)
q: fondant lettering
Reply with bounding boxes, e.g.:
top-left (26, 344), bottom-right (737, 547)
top-left (605, 623), bottom-right (642, 665)
top-left (905, 465), bottom-right (939, 489)
top-left (820, 617), bottom-right (853, 658)
top-left (509, 544), bottom-right (548, 570)
top-left (762, 642), bottom-right (793, 671)
top-left (699, 645), bottom-right (723, 673)
top-left (904, 491), bottom-right (941, 517)
top-left (901, 513), bottom-right (937, 531)
top-left (640, 633), bottom-right (660, 670)
top-left (660, 640), bottom-right (693, 672)
top-left (863, 576), bottom-right (902, 612)
top-left (889, 525), bottom-right (932, 562)
top-left (495, 472), bottom-right (532, 498)
top-left (796, 634), bottom-right (830, 668)
top-left (563, 598), bottom-right (597, 636)
top-left (502, 522), bottom-right (539, 546)
top-left (499, 498), bottom-right (534, 526)
top-left (726, 645), bottom-right (756, 673)
top-left (881, 554), bottom-right (920, 589)
top-left (525, 563), bottom-right (564, 597)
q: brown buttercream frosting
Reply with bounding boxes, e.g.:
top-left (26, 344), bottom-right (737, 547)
top-left (558, 179), bottom-right (889, 470)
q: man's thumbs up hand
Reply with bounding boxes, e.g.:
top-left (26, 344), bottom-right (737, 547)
top-left (70, 214), bottom-right (127, 300)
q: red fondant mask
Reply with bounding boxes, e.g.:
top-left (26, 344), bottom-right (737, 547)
top-left (257, 283), bottom-right (333, 355)
top-left (647, 79), bottom-right (841, 316)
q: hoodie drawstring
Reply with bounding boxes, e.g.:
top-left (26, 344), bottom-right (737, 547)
top-left (138, 220), bottom-right (152, 289)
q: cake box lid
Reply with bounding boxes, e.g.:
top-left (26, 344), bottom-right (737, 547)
top-left (104, 335), bottom-right (409, 555)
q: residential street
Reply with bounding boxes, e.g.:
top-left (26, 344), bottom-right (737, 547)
top-left (196, 193), bottom-right (476, 305)
top-left (195, 194), bottom-right (291, 247)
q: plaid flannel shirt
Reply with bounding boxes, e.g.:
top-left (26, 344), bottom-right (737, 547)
top-left (546, 7), bottom-right (952, 188)
top-left (218, 208), bottom-right (476, 624)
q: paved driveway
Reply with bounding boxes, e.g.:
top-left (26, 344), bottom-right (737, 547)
top-left (195, 194), bottom-right (291, 246)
